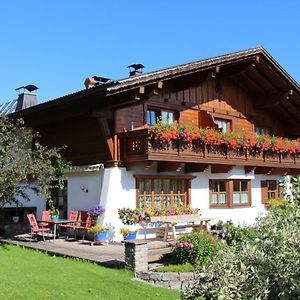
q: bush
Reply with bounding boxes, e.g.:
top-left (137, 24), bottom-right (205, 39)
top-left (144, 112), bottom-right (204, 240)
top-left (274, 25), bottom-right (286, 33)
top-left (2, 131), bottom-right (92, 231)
top-left (182, 202), bottom-right (300, 300)
top-left (224, 221), bottom-right (258, 246)
top-left (173, 231), bottom-right (220, 266)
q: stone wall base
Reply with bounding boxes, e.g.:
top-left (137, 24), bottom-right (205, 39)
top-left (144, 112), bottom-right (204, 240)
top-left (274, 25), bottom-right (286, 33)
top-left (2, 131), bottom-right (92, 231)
top-left (136, 271), bottom-right (205, 290)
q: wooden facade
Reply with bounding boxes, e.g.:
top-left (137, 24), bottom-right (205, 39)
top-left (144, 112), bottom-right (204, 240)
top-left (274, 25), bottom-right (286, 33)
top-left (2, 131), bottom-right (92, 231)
top-left (13, 47), bottom-right (300, 175)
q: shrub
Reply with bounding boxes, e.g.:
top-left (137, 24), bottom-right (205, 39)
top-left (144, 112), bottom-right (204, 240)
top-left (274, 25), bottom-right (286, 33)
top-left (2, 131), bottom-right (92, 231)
top-left (173, 231), bottom-right (220, 266)
top-left (182, 203), bottom-right (300, 300)
top-left (224, 221), bottom-right (258, 246)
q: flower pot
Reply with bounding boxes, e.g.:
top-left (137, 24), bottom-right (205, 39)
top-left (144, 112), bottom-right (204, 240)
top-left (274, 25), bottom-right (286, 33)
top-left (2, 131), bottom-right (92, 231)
top-left (124, 231), bottom-right (137, 240)
top-left (95, 230), bottom-right (108, 241)
top-left (51, 215), bottom-right (59, 220)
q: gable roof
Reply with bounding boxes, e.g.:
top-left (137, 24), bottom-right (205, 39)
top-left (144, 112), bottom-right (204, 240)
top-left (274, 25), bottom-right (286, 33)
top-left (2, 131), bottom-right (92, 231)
top-left (10, 46), bottom-right (300, 118)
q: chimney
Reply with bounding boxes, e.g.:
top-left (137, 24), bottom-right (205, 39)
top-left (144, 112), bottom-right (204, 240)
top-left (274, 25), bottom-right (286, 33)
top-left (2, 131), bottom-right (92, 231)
top-left (15, 85), bottom-right (38, 111)
top-left (84, 76), bottom-right (110, 89)
top-left (126, 64), bottom-right (144, 76)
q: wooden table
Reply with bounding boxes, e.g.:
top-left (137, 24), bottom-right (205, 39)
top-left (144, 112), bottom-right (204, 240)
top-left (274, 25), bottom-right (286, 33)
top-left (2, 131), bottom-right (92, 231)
top-left (150, 215), bottom-right (214, 241)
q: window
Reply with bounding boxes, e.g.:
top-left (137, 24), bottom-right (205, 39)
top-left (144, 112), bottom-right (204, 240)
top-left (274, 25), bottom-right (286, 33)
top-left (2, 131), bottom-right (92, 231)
top-left (233, 180), bottom-right (249, 205)
top-left (215, 118), bottom-right (231, 133)
top-left (255, 127), bottom-right (269, 135)
top-left (136, 176), bottom-right (190, 209)
top-left (210, 180), bottom-right (227, 206)
top-left (147, 108), bottom-right (175, 127)
top-left (209, 179), bottom-right (251, 207)
top-left (261, 180), bottom-right (281, 204)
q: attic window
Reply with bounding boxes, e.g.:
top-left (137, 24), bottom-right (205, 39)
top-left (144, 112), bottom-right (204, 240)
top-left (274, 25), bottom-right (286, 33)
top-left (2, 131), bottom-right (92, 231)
top-left (215, 118), bottom-right (231, 133)
top-left (147, 108), bottom-right (175, 127)
top-left (255, 127), bottom-right (269, 135)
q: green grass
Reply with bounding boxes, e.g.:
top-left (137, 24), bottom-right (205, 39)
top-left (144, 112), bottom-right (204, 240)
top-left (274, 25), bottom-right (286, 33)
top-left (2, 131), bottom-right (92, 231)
top-left (0, 244), bottom-right (180, 300)
top-left (156, 263), bottom-right (195, 273)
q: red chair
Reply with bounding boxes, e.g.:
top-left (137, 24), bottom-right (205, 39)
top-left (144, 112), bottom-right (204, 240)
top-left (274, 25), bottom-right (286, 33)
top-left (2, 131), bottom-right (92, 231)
top-left (27, 213), bottom-right (51, 242)
top-left (38, 210), bottom-right (51, 227)
top-left (74, 211), bottom-right (92, 241)
top-left (59, 210), bottom-right (79, 239)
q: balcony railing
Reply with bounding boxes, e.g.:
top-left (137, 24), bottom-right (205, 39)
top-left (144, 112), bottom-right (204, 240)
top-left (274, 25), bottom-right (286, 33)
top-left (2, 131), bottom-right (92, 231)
top-left (118, 129), bottom-right (300, 169)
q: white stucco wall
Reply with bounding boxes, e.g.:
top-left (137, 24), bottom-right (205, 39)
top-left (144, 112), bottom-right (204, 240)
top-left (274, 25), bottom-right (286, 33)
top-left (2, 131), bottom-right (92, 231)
top-left (67, 171), bottom-right (103, 212)
top-left (8, 165), bottom-right (284, 242)
top-left (190, 166), bottom-right (283, 225)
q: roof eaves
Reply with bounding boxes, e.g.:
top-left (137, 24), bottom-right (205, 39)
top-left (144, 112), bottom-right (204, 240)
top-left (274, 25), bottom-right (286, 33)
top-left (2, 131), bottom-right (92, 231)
top-left (107, 47), bottom-right (264, 94)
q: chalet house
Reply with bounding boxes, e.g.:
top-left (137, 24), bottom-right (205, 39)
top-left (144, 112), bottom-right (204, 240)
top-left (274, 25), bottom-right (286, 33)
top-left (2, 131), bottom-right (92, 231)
top-left (5, 47), bottom-right (300, 241)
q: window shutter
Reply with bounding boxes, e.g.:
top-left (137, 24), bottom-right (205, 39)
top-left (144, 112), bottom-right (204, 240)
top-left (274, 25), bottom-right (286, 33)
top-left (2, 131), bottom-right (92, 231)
top-left (261, 180), bottom-right (268, 204)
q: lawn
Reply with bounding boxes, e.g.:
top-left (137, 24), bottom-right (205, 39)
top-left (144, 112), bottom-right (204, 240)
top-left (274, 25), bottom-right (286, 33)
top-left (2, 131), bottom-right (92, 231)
top-left (0, 244), bottom-right (180, 300)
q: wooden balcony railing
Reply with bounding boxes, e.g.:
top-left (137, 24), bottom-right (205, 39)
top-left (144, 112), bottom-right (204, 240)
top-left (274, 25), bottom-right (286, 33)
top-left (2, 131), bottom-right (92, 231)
top-left (118, 129), bottom-right (300, 169)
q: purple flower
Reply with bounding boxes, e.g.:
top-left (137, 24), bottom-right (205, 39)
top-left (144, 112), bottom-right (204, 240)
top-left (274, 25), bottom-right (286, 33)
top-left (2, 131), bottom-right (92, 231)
top-left (87, 205), bottom-right (105, 217)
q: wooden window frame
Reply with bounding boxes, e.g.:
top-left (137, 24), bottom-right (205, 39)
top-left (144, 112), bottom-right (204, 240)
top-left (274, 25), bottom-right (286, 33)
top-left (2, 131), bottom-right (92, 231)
top-left (146, 105), bottom-right (178, 127)
top-left (209, 179), bottom-right (251, 208)
top-left (209, 180), bottom-right (229, 208)
top-left (261, 180), bottom-right (281, 204)
top-left (135, 175), bottom-right (192, 209)
top-left (214, 117), bottom-right (232, 133)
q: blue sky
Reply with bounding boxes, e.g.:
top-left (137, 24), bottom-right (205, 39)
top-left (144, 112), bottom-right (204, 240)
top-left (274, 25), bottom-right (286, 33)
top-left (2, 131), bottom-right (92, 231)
top-left (0, 1), bottom-right (299, 104)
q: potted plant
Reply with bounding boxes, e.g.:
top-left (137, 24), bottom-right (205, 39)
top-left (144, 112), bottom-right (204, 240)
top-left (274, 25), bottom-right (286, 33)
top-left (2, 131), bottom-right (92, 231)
top-left (120, 227), bottom-right (138, 240)
top-left (87, 204), bottom-right (105, 225)
top-left (88, 225), bottom-right (109, 245)
top-left (50, 207), bottom-right (60, 220)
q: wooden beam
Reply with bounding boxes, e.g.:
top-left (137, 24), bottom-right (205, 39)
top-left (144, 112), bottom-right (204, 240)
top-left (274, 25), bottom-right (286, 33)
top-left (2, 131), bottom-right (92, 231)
top-left (211, 164), bottom-right (233, 174)
top-left (153, 81), bottom-right (164, 95)
top-left (157, 162), bottom-right (185, 173)
top-left (255, 167), bottom-right (274, 175)
top-left (244, 166), bottom-right (256, 174)
top-left (185, 163), bottom-right (209, 173)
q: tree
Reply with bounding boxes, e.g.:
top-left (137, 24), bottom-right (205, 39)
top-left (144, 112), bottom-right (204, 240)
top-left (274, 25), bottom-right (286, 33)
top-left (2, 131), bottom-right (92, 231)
top-left (0, 115), bottom-right (68, 208)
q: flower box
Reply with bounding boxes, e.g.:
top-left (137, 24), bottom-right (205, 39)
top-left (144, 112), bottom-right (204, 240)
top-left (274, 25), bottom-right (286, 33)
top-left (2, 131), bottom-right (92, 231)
top-left (280, 153), bottom-right (296, 164)
top-left (226, 148), bottom-right (247, 160)
top-left (264, 150), bottom-right (280, 162)
top-left (150, 214), bottom-right (202, 224)
top-left (205, 144), bottom-right (226, 159)
top-left (247, 148), bottom-right (264, 162)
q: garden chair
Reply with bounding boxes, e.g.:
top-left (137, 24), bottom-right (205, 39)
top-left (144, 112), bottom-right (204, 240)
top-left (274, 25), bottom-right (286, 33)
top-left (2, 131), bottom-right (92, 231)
top-left (38, 210), bottom-right (51, 227)
top-left (59, 210), bottom-right (79, 239)
top-left (27, 213), bottom-right (51, 242)
top-left (74, 211), bottom-right (92, 241)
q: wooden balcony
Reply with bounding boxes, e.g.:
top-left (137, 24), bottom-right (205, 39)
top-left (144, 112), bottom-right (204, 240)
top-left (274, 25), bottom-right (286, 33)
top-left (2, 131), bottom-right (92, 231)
top-left (117, 129), bottom-right (300, 174)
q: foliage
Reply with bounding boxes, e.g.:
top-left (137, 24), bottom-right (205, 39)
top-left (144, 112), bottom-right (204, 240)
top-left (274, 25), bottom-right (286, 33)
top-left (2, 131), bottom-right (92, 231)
top-left (173, 231), bottom-right (220, 266)
top-left (0, 116), bottom-right (68, 208)
top-left (156, 262), bottom-right (195, 273)
top-left (118, 206), bottom-right (200, 224)
top-left (88, 225), bottom-right (109, 234)
top-left (50, 207), bottom-right (59, 217)
top-left (0, 245), bottom-right (179, 300)
top-left (118, 208), bottom-right (139, 225)
top-left (289, 176), bottom-right (300, 205)
top-left (149, 121), bottom-right (300, 155)
top-left (223, 221), bottom-right (259, 246)
top-left (182, 203), bottom-right (300, 300)
top-left (119, 227), bottom-right (137, 238)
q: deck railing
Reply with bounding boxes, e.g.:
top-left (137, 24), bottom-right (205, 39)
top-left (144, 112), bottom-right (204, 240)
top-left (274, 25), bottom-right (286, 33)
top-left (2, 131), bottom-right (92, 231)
top-left (118, 129), bottom-right (299, 168)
